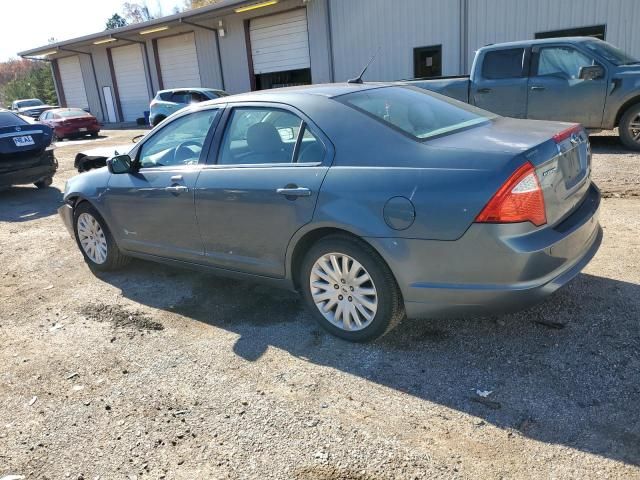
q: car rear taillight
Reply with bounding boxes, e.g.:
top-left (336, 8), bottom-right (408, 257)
top-left (553, 124), bottom-right (582, 144)
top-left (475, 162), bottom-right (546, 227)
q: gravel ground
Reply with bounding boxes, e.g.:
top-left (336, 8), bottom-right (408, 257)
top-left (0, 130), bottom-right (639, 479)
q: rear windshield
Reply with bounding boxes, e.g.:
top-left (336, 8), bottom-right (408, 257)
top-left (338, 86), bottom-right (496, 140)
top-left (0, 111), bottom-right (27, 127)
top-left (57, 109), bottom-right (91, 118)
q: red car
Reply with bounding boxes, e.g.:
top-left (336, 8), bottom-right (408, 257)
top-left (38, 108), bottom-right (100, 140)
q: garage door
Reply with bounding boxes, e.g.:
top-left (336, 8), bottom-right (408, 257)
top-left (111, 44), bottom-right (149, 122)
top-left (157, 32), bottom-right (201, 88)
top-left (249, 9), bottom-right (311, 74)
top-left (57, 56), bottom-right (89, 110)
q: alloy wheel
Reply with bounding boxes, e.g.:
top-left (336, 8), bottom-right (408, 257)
top-left (309, 252), bottom-right (378, 331)
top-left (629, 113), bottom-right (640, 144)
top-left (77, 212), bottom-right (108, 264)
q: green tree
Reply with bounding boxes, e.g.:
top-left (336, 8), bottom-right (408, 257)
top-left (106, 13), bottom-right (128, 30)
top-left (3, 63), bottom-right (58, 106)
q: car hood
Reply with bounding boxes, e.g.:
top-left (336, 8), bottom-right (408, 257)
top-left (81, 143), bottom-right (134, 158)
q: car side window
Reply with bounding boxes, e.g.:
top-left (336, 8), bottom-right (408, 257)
top-left (536, 47), bottom-right (595, 79)
top-left (190, 91), bottom-right (207, 103)
top-left (296, 124), bottom-right (325, 164)
top-left (170, 91), bottom-right (189, 104)
top-left (482, 48), bottom-right (525, 79)
top-left (218, 108), bottom-right (305, 165)
top-left (138, 109), bottom-right (219, 169)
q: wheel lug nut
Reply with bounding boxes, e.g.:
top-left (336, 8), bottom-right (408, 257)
top-left (348, 296), bottom-right (352, 302)
top-left (341, 279), bottom-right (346, 284)
top-left (338, 295), bottom-right (343, 300)
top-left (334, 284), bottom-right (339, 289)
top-left (349, 286), bottom-right (354, 291)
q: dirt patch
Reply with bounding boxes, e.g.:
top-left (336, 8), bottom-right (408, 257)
top-left (79, 303), bottom-right (164, 331)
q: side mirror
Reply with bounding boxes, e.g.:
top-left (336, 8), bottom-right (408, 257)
top-left (579, 65), bottom-right (604, 80)
top-left (132, 134), bottom-right (144, 144)
top-left (107, 154), bottom-right (134, 174)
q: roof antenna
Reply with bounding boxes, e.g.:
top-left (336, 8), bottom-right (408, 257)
top-left (347, 48), bottom-right (380, 84)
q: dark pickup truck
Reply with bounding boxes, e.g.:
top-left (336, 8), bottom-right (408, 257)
top-left (406, 37), bottom-right (640, 150)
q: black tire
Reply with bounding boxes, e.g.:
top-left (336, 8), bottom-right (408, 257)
top-left (619, 103), bottom-right (640, 151)
top-left (90, 132), bottom-right (99, 138)
top-left (72, 202), bottom-right (130, 271)
top-left (34, 177), bottom-right (53, 189)
top-left (300, 234), bottom-right (405, 342)
top-left (151, 115), bottom-right (166, 127)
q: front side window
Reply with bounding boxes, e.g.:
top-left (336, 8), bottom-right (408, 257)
top-left (218, 107), bottom-right (324, 165)
top-left (138, 109), bottom-right (219, 168)
top-left (536, 47), bottom-right (595, 79)
top-left (482, 48), bottom-right (525, 79)
top-left (340, 86), bottom-right (495, 140)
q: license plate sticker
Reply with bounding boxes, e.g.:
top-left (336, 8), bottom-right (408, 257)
top-left (13, 135), bottom-right (34, 147)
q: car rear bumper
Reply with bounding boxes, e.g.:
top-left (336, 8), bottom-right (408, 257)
top-left (366, 183), bottom-right (602, 319)
top-left (0, 150), bottom-right (57, 187)
top-left (55, 125), bottom-right (100, 136)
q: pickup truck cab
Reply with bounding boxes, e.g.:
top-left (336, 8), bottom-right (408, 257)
top-left (407, 37), bottom-right (640, 150)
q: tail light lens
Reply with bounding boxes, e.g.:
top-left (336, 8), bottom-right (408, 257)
top-left (475, 162), bottom-right (546, 227)
top-left (553, 124), bottom-right (582, 144)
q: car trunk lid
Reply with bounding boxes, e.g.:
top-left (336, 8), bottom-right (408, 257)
top-left (528, 125), bottom-right (591, 227)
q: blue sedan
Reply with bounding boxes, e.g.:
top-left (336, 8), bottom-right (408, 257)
top-left (59, 84), bottom-right (601, 342)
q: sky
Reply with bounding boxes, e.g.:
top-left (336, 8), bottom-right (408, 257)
top-left (0, 0), bottom-right (183, 61)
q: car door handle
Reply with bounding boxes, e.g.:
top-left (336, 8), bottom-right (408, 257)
top-left (165, 185), bottom-right (189, 194)
top-left (170, 175), bottom-right (183, 181)
top-left (530, 85), bottom-right (545, 91)
top-left (476, 88), bottom-right (492, 94)
top-left (276, 187), bottom-right (311, 197)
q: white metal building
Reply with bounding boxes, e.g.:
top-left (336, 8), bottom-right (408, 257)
top-left (19, 0), bottom-right (640, 124)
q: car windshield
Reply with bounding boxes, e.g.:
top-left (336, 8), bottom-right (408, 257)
top-left (339, 86), bottom-right (496, 140)
top-left (57, 109), bottom-right (91, 118)
top-left (584, 40), bottom-right (639, 66)
top-left (0, 111), bottom-right (28, 127)
top-left (16, 99), bottom-right (44, 108)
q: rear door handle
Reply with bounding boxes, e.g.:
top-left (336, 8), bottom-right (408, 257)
top-left (530, 85), bottom-right (545, 91)
top-left (276, 187), bottom-right (311, 197)
top-left (165, 185), bottom-right (189, 194)
top-left (476, 88), bottom-right (492, 93)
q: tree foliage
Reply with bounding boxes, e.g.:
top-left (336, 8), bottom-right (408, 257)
top-left (183, 0), bottom-right (221, 10)
top-left (123, 2), bottom-right (154, 23)
top-left (0, 61), bottom-right (57, 107)
top-left (106, 13), bottom-right (128, 30)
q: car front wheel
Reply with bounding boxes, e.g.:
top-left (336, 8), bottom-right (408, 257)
top-left (619, 103), bottom-right (640, 151)
top-left (300, 235), bottom-right (405, 342)
top-left (73, 202), bottom-right (130, 271)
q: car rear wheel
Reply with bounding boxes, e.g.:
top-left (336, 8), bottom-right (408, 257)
top-left (73, 202), bottom-right (130, 271)
top-left (619, 103), bottom-right (640, 151)
top-left (300, 235), bottom-right (405, 342)
top-left (34, 177), bottom-right (53, 189)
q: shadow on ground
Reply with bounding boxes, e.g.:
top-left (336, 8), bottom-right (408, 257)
top-left (97, 261), bottom-right (640, 466)
top-left (589, 133), bottom-right (628, 154)
top-left (0, 186), bottom-right (62, 222)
